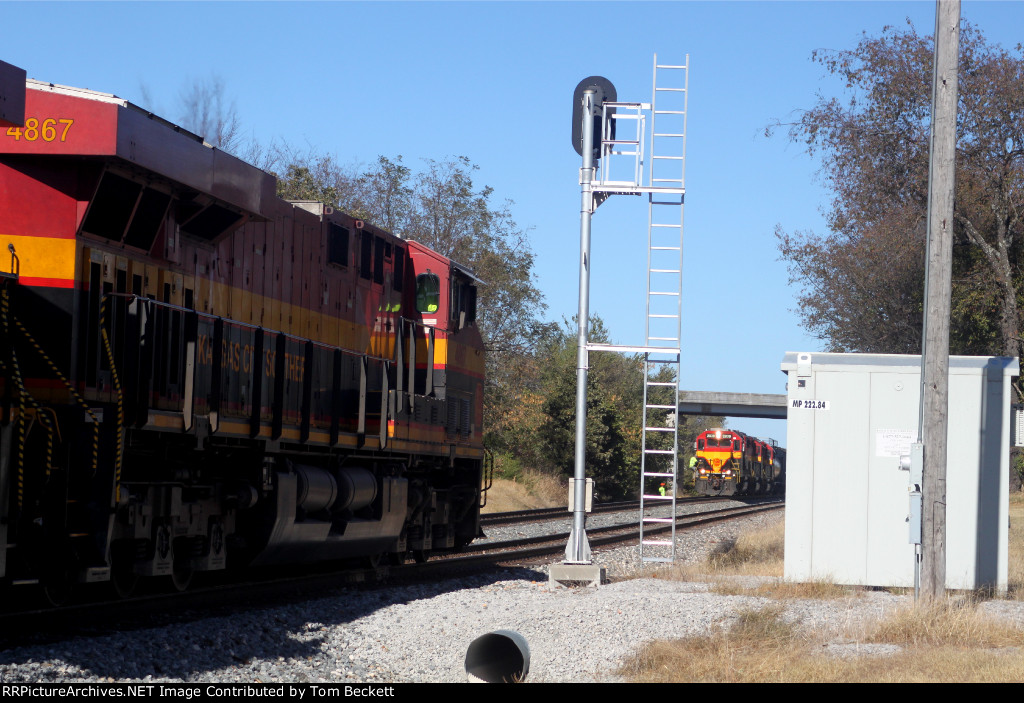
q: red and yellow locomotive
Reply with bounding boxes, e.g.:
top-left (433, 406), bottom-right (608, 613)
top-left (0, 76), bottom-right (487, 599)
top-left (693, 428), bottom-right (785, 497)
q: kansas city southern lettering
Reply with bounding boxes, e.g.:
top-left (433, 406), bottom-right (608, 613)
top-left (196, 334), bottom-right (304, 382)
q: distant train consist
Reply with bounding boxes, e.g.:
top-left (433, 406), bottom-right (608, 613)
top-left (692, 428), bottom-right (785, 496)
top-left (0, 76), bottom-right (488, 602)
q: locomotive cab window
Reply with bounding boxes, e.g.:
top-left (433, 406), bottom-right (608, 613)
top-left (373, 238), bottom-right (386, 285)
top-left (706, 434), bottom-right (732, 448)
top-left (416, 272), bottom-right (440, 313)
top-left (327, 223), bottom-right (349, 267)
top-left (393, 248), bottom-right (405, 292)
top-left (359, 230), bottom-right (372, 280)
top-left (451, 279), bottom-right (477, 330)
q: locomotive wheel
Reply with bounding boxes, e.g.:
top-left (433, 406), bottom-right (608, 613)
top-left (169, 561), bottom-right (194, 592)
top-left (40, 568), bottom-right (75, 607)
top-left (110, 563), bottom-right (140, 599)
top-left (387, 552), bottom-right (407, 566)
top-left (108, 542), bottom-right (140, 598)
top-left (412, 549), bottom-right (431, 564)
top-left (41, 580), bottom-right (73, 607)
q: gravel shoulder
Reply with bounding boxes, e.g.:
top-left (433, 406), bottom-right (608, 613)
top-left (3, 510), bottom-right (1024, 684)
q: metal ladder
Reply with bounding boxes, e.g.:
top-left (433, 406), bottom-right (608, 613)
top-left (639, 55), bottom-right (688, 563)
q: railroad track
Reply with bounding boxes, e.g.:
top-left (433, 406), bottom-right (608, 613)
top-left (427, 500), bottom-right (784, 571)
top-left (0, 498), bottom-right (783, 644)
top-left (479, 495), bottom-right (735, 527)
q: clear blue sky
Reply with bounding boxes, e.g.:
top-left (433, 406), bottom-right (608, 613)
top-left (4, 1), bottom-right (1021, 444)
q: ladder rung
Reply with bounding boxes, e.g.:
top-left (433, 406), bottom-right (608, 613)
top-left (650, 270), bottom-right (681, 274)
top-left (650, 247), bottom-right (681, 252)
top-left (650, 291), bottom-right (680, 296)
top-left (655, 87), bottom-right (687, 92)
top-left (653, 155), bottom-right (685, 160)
top-left (645, 450), bottom-right (675, 455)
top-left (644, 427), bottom-right (675, 432)
top-left (642, 540), bottom-right (675, 547)
top-left (643, 471), bottom-right (675, 477)
top-left (651, 223), bottom-right (681, 228)
top-left (642, 494), bottom-right (673, 500)
top-left (646, 381), bottom-right (676, 386)
top-left (646, 404), bottom-right (676, 409)
top-left (648, 314), bottom-right (680, 319)
top-left (648, 336), bottom-right (679, 341)
top-left (656, 63), bottom-right (687, 69)
top-left (643, 518), bottom-right (675, 524)
top-left (654, 110), bottom-right (687, 115)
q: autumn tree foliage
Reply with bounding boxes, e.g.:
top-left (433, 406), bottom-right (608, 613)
top-left (775, 22), bottom-right (1024, 378)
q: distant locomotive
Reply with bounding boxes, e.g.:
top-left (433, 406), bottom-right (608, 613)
top-left (692, 428), bottom-right (785, 496)
top-left (0, 78), bottom-right (488, 601)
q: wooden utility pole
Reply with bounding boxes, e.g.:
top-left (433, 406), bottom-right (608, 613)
top-left (920, 0), bottom-right (960, 599)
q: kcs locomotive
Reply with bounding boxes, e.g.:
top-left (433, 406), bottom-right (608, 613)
top-left (692, 428), bottom-right (785, 496)
top-left (0, 74), bottom-right (488, 601)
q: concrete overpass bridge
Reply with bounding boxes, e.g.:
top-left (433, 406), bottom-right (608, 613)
top-left (678, 391), bottom-right (788, 420)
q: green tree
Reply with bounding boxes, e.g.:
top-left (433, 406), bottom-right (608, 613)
top-left (774, 21), bottom-right (1024, 391)
top-left (275, 162), bottom-right (340, 205)
top-left (533, 317), bottom-right (646, 501)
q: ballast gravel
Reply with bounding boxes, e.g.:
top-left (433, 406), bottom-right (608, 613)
top-left (3, 510), bottom-right (1024, 684)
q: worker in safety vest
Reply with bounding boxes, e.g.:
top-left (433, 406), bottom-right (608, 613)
top-left (659, 482), bottom-right (666, 496)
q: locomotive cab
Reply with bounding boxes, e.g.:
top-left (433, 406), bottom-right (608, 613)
top-left (693, 428), bottom-right (785, 497)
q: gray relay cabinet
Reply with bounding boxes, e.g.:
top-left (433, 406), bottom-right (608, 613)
top-left (780, 352), bottom-right (1018, 591)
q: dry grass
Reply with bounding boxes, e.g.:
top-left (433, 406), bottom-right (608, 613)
top-left (481, 469), bottom-right (565, 513)
top-left (1010, 492), bottom-right (1024, 599)
top-left (619, 600), bottom-right (1024, 682)
top-left (619, 496), bottom-right (1024, 682)
top-left (652, 517), bottom-right (789, 586)
top-left (705, 519), bottom-right (785, 574)
top-left (716, 579), bottom-right (854, 600)
top-left (868, 597), bottom-right (1024, 648)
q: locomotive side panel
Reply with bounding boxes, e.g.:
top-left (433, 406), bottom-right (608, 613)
top-left (0, 80), bottom-right (487, 596)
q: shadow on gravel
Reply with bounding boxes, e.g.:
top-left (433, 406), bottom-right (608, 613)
top-left (0, 566), bottom-right (547, 682)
